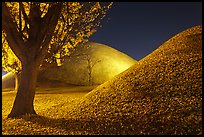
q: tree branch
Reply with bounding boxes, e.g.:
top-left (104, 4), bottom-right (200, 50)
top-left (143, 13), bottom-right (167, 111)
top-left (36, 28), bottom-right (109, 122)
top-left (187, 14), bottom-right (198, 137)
top-left (35, 3), bottom-right (63, 65)
top-left (2, 2), bottom-right (25, 61)
top-left (19, 2), bottom-right (22, 31)
top-left (92, 59), bottom-right (102, 68)
top-left (19, 2), bottom-right (30, 27)
top-left (18, 2), bottom-right (29, 41)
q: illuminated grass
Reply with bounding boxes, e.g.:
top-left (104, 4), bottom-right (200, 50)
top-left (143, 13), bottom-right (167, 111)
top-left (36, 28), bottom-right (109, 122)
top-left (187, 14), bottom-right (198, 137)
top-left (2, 25), bottom-right (202, 135)
top-left (2, 86), bottom-right (95, 135)
top-left (66, 25), bottom-right (202, 135)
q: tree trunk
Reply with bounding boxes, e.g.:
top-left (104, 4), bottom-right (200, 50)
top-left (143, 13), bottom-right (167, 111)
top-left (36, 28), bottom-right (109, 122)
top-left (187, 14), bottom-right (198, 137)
top-left (8, 60), bottom-right (38, 118)
top-left (87, 57), bottom-right (92, 86)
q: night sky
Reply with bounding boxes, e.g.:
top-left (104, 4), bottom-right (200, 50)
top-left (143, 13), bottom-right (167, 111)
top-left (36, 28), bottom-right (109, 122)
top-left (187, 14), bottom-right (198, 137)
top-left (89, 2), bottom-right (202, 61)
top-left (2, 2), bottom-right (202, 76)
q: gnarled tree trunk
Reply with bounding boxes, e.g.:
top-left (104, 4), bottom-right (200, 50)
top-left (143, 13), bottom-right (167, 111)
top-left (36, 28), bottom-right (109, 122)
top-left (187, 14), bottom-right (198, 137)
top-left (8, 59), bottom-right (38, 118)
top-left (2, 2), bottom-right (63, 118)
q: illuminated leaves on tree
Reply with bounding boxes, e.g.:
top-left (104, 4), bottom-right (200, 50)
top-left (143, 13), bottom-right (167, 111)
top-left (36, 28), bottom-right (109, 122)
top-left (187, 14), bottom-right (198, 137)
top-left (2, 32), bottom-right (21, 73)
top-left (2, 2), bottom-right (113, 70)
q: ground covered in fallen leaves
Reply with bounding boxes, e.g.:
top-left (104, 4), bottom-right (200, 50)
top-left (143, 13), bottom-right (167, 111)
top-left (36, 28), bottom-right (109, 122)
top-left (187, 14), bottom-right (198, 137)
top-left (2, 86), bottom-right (96, 135)
top-left (2, 25), bottom-right (202, 135)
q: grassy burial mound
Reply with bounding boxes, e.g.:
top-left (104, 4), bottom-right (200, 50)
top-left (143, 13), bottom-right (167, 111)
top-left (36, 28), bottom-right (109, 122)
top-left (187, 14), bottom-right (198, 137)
top-left (66, 25), bottom-right (202, 135)
top-left (38, 42), bottom-right (137, 86)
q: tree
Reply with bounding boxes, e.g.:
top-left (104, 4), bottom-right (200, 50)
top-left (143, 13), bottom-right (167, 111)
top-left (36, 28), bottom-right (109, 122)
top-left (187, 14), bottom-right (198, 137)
top-left (85, 54), bottom-right (102, 86)
top-left (2, 2), bottom-right (112, 118)
top-left (64, 44), bottom-right (102, 86)
top-left (69, 53), bottom-right (102, 86)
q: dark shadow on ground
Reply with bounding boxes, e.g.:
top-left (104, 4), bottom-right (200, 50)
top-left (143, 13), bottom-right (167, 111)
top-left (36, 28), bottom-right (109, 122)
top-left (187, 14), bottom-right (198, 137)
top-left (20, 113), bottom-right (202, 135)
top-left (21, 114), bottom-right (137, 135)
top-left (21, 115), bottom-right (105, 134)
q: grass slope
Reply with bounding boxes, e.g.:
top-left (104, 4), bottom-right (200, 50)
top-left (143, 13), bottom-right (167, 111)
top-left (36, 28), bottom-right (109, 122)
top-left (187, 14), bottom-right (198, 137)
top-left (2, 25), bottom-right (202, 135)
top-left (66, 25), bottom-right (202, 135)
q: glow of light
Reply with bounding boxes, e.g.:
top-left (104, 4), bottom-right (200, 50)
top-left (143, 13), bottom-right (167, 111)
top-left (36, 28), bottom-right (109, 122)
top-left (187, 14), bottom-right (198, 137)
top-left (2, 72), bottom-right (14, 81)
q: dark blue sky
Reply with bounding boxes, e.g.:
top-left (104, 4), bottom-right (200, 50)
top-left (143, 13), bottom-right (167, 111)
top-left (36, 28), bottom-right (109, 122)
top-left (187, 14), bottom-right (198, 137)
top-left (2, 2), bottom-right (202, 76)
top-left (89, 2), bottom-right (202, 61)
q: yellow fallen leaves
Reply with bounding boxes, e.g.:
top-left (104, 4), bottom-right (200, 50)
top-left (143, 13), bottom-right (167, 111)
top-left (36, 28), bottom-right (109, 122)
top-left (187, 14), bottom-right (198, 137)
top-left (2, 25), bottom-right (202, 135)
top-left (66, 25), bottom-right (202, 135)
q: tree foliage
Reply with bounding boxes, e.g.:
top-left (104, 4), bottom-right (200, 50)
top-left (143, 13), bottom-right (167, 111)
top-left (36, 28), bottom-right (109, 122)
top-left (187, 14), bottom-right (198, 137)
top-left (2, 32), bottom-right (22, 73)
top-left (2, 2), bottom-right (112, 71)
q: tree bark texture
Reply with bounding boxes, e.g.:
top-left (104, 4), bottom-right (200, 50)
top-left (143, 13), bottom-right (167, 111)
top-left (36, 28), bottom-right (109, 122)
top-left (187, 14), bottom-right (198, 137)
top-left (3, 3), bottom-right (63, 118)
top-left (8, 60), bottom-right (38, 118)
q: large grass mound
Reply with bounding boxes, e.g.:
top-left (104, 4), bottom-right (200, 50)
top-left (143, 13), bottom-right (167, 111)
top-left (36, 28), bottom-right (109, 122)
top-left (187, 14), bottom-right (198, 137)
top-left (66, 25), bottom-right (202, 135)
